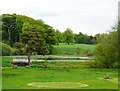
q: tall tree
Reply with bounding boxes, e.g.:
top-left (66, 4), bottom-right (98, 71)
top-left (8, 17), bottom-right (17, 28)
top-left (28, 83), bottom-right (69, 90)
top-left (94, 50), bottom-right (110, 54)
top-left (55, 29), bottom-right (63, 44)
top-left (43, 25), bottom-right (56, 45)
top-left (2, 14), bottom-right (23, 46)
top-left (13, 14), bottom-right (23, 42)
top-left (63, 28), bottom-right (74, 45)
top-left (20, 25), bottom-right (44, 65)
top-left (75, 32), bottom-right (85, 44)
top-left (2, 14), bottom-right (16, 46)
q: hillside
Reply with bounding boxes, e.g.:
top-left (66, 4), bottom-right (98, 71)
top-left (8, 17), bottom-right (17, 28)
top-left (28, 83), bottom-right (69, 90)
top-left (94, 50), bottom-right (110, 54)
top-left (52, 43), bottom-right (95, 56)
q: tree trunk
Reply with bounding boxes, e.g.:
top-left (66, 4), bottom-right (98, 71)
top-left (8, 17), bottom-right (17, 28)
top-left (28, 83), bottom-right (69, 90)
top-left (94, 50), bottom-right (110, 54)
top-left (8, 28), bottom-right (11, 45)
top-left (27, 53), bottom-right (31, 66)
top-left (44, 55), bottom-right (47, 62)
top-left (67, 42), bottom-right (69, 45)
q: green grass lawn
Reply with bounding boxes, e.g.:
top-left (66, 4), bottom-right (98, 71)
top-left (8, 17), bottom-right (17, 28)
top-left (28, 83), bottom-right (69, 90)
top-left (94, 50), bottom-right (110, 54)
top-left (2, 55), bottom-right (118, 89)
top-left (2, 64), bottom-right (118, 89)
top-left (2, 57), bottom-right (13, 67)
top-left (52, 43), bottom-right (95, 56)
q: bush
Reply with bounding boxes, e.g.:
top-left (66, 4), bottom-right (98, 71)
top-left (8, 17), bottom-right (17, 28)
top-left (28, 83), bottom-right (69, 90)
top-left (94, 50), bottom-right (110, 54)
top-left (94, 43), bottom-right (118, 68)
top-left (0, 42), bottom-right (13, 56)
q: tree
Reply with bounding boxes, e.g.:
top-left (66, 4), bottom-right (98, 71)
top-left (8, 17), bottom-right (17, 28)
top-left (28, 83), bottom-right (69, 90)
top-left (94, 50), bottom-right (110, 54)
top-left (95, 33), bottom-right (107, 44)
top-left (13, 14), bottom-right (23, 42)
top-left (75, 32), bottom-right (85, 44)
top-left (91, 36), bottom-right (96, 44)
top-left (83, 34), bottom-right (93, 44)
top-left (55, 29), bottom-right (63, 44)
top-left (63, 28), bottom-right (74, 45)
top-left (2, 14), bottom-right (16, 46)
top-left (12, 42), bottom-right (26, 55)
top-left (20, 25), bottom-right (44, 65)
top-left (0, 42), bottom-right (13, 56)
top-left (94, 31), bottom-right (118, 68)
top-left (43, 26), bottom-right (56, 45)
top-left (95, 43), bottom-right (118, 68)
top-left (1, 13), bottom-right (57, 56)
top-left (2, 14), bottom-right (23, 46)
top-left (107, 31), bottom-right (118, 48)
top-left (42, 25), bottom-right (57, 54)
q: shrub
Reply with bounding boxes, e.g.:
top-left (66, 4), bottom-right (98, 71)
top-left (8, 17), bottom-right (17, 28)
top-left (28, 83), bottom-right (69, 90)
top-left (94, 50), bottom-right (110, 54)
top-left (94, 43), bottom-right (118, 68)
top-left (0, 42), bottom-right (13, 56)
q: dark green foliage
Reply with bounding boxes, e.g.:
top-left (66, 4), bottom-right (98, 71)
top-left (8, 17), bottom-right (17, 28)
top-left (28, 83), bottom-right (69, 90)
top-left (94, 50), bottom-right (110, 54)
top-left (1, 13), bottom-right (57, 56)
top-left (44, 27), bottom-right (56, 45)
top-left (0, 42), bottom-right (13, 56)
top-left (12, 42), bottom-right (26, 55)
top-left (75, 32), bottom-right (85, 44)
top-left (36, 43), bottom-right (49, 55)
top-left (2, 14), bottom-right (16, 46)
top-left (2, 14), bottom-right (23, 46)
top-left (1, 13), bottom-right (97, 57)
top-left (20, 25), bottom-right (47, 64)
top-left (84, 35), bottom-right (93, 44)
top-left (13, 14), bottom-right (23, 42)
top-left (75, 32), bottom-right (95, 44)
top-left (63, 28), bottom-right (75, 44)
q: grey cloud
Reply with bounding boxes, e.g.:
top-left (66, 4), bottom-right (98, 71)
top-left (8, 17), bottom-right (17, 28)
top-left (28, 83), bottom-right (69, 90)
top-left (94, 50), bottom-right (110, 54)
top-left (34, 12), bottom-right (61, 17)
top-left (21, 9), bottom-right (61, 17)
top-left (0, 0), bottom-right (119, 35)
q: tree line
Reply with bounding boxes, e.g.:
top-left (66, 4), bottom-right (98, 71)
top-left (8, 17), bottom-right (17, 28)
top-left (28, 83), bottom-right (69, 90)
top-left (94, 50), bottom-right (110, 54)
top-left (1, 14), bottom-right (99, 45)
top-left (1, 14), bottom-right (98, 56)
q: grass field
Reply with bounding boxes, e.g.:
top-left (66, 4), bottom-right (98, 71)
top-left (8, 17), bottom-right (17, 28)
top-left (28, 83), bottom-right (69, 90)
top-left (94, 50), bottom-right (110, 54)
top-left (52, 43), bottom-right (95, 56)
top-left (2, 67), bottom-right (118, 89)
top-left (2, 57), bottom-right (118, 89)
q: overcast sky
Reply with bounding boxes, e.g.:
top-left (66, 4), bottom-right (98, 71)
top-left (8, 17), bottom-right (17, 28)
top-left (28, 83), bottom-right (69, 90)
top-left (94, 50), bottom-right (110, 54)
top-left (0, 0), bottom-right (119, 35)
